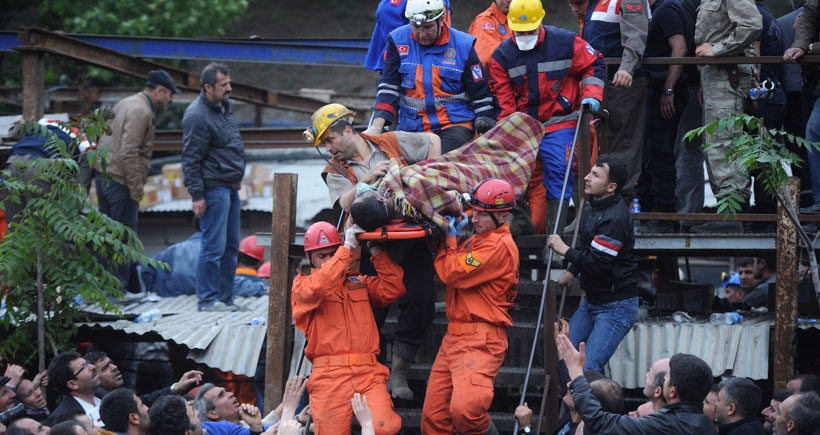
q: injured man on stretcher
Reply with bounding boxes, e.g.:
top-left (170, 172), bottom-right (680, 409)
top-left (349, 112), bottom-right (545, 235)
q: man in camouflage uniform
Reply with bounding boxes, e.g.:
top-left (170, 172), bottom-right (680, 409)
top-left (690, 0), bottom-right (761, 233)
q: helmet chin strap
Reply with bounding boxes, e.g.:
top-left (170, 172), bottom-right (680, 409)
top-left (490, 212), bottom-right (502, 229)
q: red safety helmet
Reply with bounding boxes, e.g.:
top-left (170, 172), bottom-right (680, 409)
top-left (304, 221), bottom-right (343, 253)
top-left (468, 178), bottom-right (516, 211)
top-left (258, 261), bottom-right (271, 279)
top-left (239, 235), bottom-right (265, 261)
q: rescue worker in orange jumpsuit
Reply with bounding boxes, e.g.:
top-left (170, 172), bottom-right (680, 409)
top-left (291, 221), bottom-right (404, 435)
top-left (420, 179), bottom-right (520, 435)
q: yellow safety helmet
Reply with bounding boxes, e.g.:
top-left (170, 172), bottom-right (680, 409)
top-left (303, 103), bottom-right (356, 146)
top-left (507, 0), bottom-right (545, 32)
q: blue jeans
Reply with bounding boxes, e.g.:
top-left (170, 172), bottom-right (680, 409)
top-left (540, 128), bottom-right (575, 202)
top-left (96, 174), bottom-right (139, 290)
top-left (569, 296), bottom-right (638, 372)
top-left (197, 187), bottom-right (241, 308)
top-left (805, 96), bottom-right (820, 203)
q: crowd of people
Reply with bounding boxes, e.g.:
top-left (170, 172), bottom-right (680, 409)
top-left (4, 0), bottom-right (820, 432)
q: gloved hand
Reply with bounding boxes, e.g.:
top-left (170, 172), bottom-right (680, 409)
top-left (344, 224), bottom-right (366, 250)
top-left (474, 116), bottom-right (496, 134)
top-left (446, 213), bottom-right (469, 237)
top-left (581, 98), bottom-right (601, 114)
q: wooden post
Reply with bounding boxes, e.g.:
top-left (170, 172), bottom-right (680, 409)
top-left (22, 51), bottom-right (45, 121)
top-left (774, 177), bottom-right (799, 389)
top-left (264, 173), bottom-right (298, 413)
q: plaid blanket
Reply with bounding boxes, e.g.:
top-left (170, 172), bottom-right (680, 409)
top-left (377, 112), bottom-right (545, 231)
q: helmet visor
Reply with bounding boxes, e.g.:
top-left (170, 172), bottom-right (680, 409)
top-left (408, 8), bottom-right (444, 26)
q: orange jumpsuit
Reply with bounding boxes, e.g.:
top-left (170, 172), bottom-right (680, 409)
top-left (468, 2), bottom-right (513, 69)
top-left (291, 247), bottom-right (404, 435)
top-left (421, 224), bottom-right (519, 434)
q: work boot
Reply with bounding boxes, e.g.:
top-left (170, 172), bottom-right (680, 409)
top-left (389, 353), bottom-right (413, 400)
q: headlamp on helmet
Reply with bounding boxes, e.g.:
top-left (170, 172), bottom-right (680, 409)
top-left (406, 0), bottom-right (446, 26)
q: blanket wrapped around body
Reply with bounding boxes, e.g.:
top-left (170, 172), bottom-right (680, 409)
top-left (377, 112), bottom-right (545, 232)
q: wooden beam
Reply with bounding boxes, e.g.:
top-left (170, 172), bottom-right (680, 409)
top-left (21, 50), bottom-right (44, 121)
top-left (774, 177), bottom-right (800, 389)
top-left (265, 173), bottom-right (298, 413)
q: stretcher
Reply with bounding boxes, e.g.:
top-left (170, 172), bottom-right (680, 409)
top-left (356, 219), bottom-right (434, 241)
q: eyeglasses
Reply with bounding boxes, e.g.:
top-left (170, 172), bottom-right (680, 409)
top-left (71, 363), bottom-right (89, 380)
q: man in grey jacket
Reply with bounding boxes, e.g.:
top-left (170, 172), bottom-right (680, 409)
top-left (181, 62), bottom-right (246, 312)
top-left (556, 334), bottom-right (717, 434)
top-left (95, 69), bottom-right (178, 291)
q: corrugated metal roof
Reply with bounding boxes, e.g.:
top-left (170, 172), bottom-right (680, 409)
top-left (608, 315), bottom-right (772, 388)
top-left (80, 294), bottom-right (269, 376)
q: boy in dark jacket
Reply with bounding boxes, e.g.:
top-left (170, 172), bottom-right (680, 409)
top-left (548, 154), bottom-right (638, 373)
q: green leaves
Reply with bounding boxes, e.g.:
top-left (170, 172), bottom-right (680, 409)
top-left (41, 0), bottom-right (249, 38)
top-left (0, 111), bottom-right (162, 365)
top-left (686, 114), bottom-right (820, 218)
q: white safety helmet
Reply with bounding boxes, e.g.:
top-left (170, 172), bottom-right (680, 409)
top-left (405, 0), bottom-right (446, 26)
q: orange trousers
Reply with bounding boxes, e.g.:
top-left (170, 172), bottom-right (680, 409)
top-left (421, 332), bottom-right (508, 434)
top-left (527, 122), bottom-right (599, 235)
top-left (308, 363), bottom-right (400, 435)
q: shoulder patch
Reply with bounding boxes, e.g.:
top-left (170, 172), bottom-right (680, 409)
top-left (483, 22), bottom-right (495, 30)
top-left (498, 24), bottom-right (507, 35)
top-left (471, 64), bottom-right (485, 82)
top-left (459, 250), bottom-right (484, 273)
top-left (397, 45), bottom-right (410, 56)
top-left (391, 0), bottom-right (401, 5)
top-left (585, 42), bottom-right (595, 55)
top-left (624, 3), bottom-right (643, 12)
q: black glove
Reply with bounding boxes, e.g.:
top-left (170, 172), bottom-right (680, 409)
top-left (474, 116), bottom-right (496, 134)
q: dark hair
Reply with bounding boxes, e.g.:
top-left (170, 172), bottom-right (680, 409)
top-left (237, 252), bottom-right (261, 268)
top-left (793, 374), bottom-right (820, 395)
top-left (756, 255), bottom-right (776, 272)
top-left (668, 353), bottom-right (713, 404)
top-left (773, 388), bottom-right (794, 403)
top-left (327, 119), bottom-right (352, 137)
top-left (48, 409), bottom-right (88, 426)
top-left (738, 257), bottom-right (755, 268)
top-left (99, 387), bottom-right (138, 433)
top-left (350, 192), bottom-right (390, 232)
top-left (652, 370), bottom-right (667, 391)
top-left (193, 383), bottom-right (217, 421)
top-left (7, 419), bottom-right (40, 435)
top-left (709, 383), bottom-right (721, 394)
top-left (47, 351), bottom-right (82, 395)
top-left (149, 395), bottom-right (195, 435)
top-left (83, 351), bottom-right (107, 366)
top-left (718, 377), bottom-right (761, 419)
top-left (595, 154), bottom-right (628, 195)
top-left (789, 392), bottom-right (820, 435)
top-left (49, 420), bottom-right (83, 435)
top-left (590, 378), bottom-right (624, 414)
top-left (201, 63), bottom-right (230, 87)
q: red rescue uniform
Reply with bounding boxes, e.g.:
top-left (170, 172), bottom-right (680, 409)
top-left (421, 224), bottom-right (519, 434)
top-left (292, 247), bottom-right (405, 435)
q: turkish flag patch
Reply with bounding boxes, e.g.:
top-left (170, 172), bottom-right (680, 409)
top-left (471, 64), bottom-right (484, 81)
top-left (397, 45), bottom-right (410, 56)
top-left (625, 3), bottom-right (643, 12)
top-left (483, 22), bottom-right (495, 30)
top-left (391, 0), bottom-right (401, 5)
